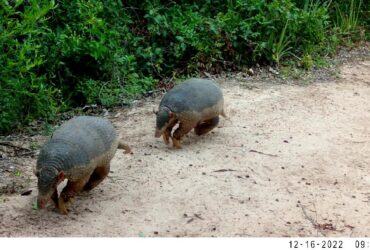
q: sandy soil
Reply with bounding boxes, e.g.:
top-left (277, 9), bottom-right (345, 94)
top-left (0, 60), bottom-right (370, 237)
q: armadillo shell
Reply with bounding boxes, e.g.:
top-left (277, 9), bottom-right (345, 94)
top-left (36, 116), bottom-right (117, 175)
top-left (159, 78), bottom-right (223, 113)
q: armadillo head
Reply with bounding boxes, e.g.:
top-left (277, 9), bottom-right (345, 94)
top-left (155, 107), bottom-right (175, 138)
top-left (35, 167), bottom-right (65, 209)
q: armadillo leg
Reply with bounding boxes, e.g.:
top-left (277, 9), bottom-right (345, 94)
top-left (57, 197), bottom-right (68, 215)
top-left (83, 164), bottom-right (110, 191)
top-left (162, 118), bottom-right (178, 145)
top-left (194, 116), bottom-right (219, 135)
top-left (51, 189), bottom-right (68, 215)
top-left (163, 130), bottom-right (170, 145)
top-left (59, 175), bottom-right (90, 214)
top-left (172, 121), bottom-right (197, 148)
top-left (163, 124), bottom-right (175, 145)
top-left (118, 141), bottom-right (131, 154)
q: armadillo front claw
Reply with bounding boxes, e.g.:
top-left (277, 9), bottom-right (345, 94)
top-left (163, 132), bottom-right (170, 145)
top-left (172, 137), bottom-right (182, 149)
top-left (57, 197), bottom-right (68, 215)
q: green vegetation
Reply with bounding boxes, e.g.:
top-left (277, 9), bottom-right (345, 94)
top-left (0, 0), bottom-right (368, 134)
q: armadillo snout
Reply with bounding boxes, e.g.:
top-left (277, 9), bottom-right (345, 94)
top-left (37, 196), bottom-right (48, 209)
top-left (155, 129), bottom-right (162, 138)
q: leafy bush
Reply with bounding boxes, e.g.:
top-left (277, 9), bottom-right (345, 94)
top-left (0, 0), bottom-right (368, 134)
top-left (0, 0), bottom-right (58, 132)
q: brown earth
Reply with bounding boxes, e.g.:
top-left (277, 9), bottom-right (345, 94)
top-left (0, 60), bottom-right (370, 237)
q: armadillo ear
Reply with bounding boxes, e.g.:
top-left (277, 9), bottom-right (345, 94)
top-left (58, 171), bottom-right (65, 181)
top-left (169, 111), bottom-right (174, 118)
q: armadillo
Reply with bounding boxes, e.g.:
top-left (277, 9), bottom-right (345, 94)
top-left (155, 78), bottom-right (225, 148)
top-left (34, 116), bottom-right (130, 214)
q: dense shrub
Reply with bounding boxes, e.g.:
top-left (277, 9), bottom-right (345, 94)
top-left (0, 0), bottom-right (58, 132)
top-left (0, 0), bottom-right (368, 134)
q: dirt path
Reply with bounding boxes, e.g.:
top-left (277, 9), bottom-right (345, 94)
top-left (1, 61), bottom-right (370, 237)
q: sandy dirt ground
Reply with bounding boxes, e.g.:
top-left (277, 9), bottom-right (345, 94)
top-left (0, 60), bottom-right (370, 237)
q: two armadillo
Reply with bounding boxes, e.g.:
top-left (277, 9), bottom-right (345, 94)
top-left (35, 78), bottom-right (225, 214)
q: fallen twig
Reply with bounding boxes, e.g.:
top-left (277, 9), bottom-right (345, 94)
top-left (185, 213), bottom-right (204, 224)
top-left (187, 218), bottom-right (194, 224)
top-left (16, 151), bottom-right (36, 157)
top-left (213, 169), bottom-right (236, 173)
top-left (0, 142), bottom-right (31, 152)
top-left (21, 190), bottom-right (32, 196)
top-left (194, 213), bottom-right (204, 220)
top-left (249, 149), bottom-right (278, 157)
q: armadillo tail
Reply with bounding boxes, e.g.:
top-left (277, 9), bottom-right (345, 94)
top-left (221, 110), bottom-right (227, 118)
top-left (118, 141), bottom-right (131, 154)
